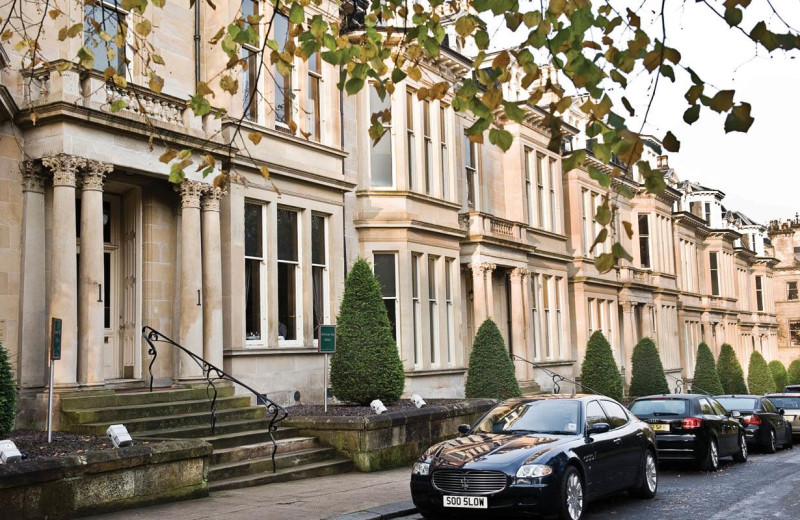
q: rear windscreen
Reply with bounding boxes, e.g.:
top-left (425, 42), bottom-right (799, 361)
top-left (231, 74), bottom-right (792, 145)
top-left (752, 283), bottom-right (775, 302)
top-left (629, 399), bottom-right (688, 416)
top-left (715, 397), bottom-right (757, 412)
top-left (767, 397), bottom-right (800, 409)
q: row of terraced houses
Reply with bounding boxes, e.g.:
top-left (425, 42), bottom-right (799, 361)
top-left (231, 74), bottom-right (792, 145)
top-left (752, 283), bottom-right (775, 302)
top-left (1, 1), bottom-right (799, 427)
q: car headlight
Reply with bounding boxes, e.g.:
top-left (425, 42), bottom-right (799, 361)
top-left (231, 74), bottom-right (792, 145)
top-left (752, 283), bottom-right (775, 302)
top-left (412, 462), bottom-right (430, 476)
top-left (516, 464), bottom-right (553, 479)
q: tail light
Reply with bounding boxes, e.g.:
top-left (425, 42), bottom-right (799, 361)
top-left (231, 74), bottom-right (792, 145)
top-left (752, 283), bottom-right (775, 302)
top-left (682, 417), bottom-right (703, 429)
top-left (743, 414), bottom-right (762, 426)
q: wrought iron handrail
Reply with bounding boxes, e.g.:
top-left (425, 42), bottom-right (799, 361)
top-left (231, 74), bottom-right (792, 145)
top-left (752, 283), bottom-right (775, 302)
top-left (511, 355), bottom-right (605, 397)
top-left (142, 326), bottom-right (288, 472)
top-left (665, 372), bottom-right (712, 396)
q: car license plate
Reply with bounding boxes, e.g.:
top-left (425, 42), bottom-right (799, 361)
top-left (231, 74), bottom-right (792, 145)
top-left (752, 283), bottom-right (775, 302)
top-left (651, 424), bottom-right (670, 432)
top-left (443, 496), bottom-right (487, 509)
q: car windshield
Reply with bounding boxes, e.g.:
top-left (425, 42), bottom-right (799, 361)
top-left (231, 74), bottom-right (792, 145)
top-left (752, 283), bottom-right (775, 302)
top-left (474, 400), bottom-right (581, 435)
top-left (715, 397), bottom-right (758, 412)
top-left (767, 396), bottom-right (800, 409)
top-left (629, 399), bottom-right (688, 416)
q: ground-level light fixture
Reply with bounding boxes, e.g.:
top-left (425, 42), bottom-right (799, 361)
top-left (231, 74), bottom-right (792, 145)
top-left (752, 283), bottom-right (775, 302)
top-left (106, 424), bottom-right (133, 448)
top-left (410, 394), bottom-right (426, 408)
top-left (370, 399), bottom-right (388, 415)
top-left (0, 440), bottom-right (22, 464)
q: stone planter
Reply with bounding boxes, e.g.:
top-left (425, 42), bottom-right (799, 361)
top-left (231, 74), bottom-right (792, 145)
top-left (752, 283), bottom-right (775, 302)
top-left (0, 439), bottom-right (212, 519)
top-left (284, 399), bottom-right (497, 472)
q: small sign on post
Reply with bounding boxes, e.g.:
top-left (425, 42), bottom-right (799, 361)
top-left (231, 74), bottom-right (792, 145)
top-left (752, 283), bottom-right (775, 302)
top-left (47, 318), bottom-right (62, 443)
top-left (318, 325), bottom-right (336, 412)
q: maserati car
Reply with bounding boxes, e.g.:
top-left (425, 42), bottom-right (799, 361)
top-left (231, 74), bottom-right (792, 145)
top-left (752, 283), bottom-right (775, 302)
top-left (410, 395), bottom-right (658, 520)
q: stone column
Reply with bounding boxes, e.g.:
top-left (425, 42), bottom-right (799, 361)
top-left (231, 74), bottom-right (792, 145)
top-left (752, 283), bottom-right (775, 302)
top-left (18, 162), bottom-right (48, 389)
top-left (482, 262), bottom-right (496, 320)
top-left (78, 161), bottom-right (112, 386)
top-left (42, 154), bottom-right (85, 387)
top-left (471, 263), bottom-right (487, 328)
top-left (178, 180), bottom-right (205, 380)
top-left (201, 186), bottom-right (225, 370)
top-left (510, 267), bottom-right (527, 380)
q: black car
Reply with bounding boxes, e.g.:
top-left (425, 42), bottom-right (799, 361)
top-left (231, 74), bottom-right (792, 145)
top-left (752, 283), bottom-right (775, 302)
top-left (410, 395), bottom-right (658, 520)
top-left (715, 395), bottom-right (792, 452)
top-left (629, 394), bottom-right (747, 471)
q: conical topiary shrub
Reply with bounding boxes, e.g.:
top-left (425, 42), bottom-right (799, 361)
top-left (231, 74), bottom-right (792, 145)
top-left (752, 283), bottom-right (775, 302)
top-left (628, 338), bottom-right (670, 397)
top-left (330, 258), bottom-right (405, 405)
top-left (769, 361), bottom-right (788, 393)
top-left (788, 359), bottom-right (800, 385)
top-left (0, 340), bottom-right (16, 438)
top-left (580, 331), bottom-right (623, 401)
top-left (748, 351), bottom-right (776, 395)
top-left (465, 319), bottom-right (521, 399)
top-left (691, 343), bottom-right (723, 395)
top-left (717, 344), bottom-right (748, 395)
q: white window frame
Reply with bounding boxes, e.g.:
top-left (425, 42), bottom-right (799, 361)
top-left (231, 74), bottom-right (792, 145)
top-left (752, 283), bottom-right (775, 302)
top-left (273, 12), bottom-right (297, 130)
top-left (755, 275), bottom-right (764, 312)
top-left (464, 132), bottom-right (479, 209)
top-left (84, 0), bottom-right (132, 79)
top-left (244, 201), bottom-right (268, 347)
top-left (370, 84), bottom-right (395, 189)
top-left (241, 0), bottom-right (261, 123)
top-left (277, 207), bottom-right (302, 346)
top-left (423, 99), bottom-right (433, 195)
top-left (428, 255), bottom-right (439, 367)
top-left (440, 104), bottom-right (451, 201)
top-left (311, 213), bottom-right (329, 346)
top-left (373, 252), bottom-right (400, 351)
top-left (788, 281), bottom-right (799, 301)
top-left (305, 51), bottom-right (322, 141)
top-left (444, 258), bottom-right (455, 366)
top-left (412, 253), bottom-right (422, 367)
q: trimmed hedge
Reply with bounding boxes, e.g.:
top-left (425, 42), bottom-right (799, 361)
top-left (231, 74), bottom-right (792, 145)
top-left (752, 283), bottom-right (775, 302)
top-left (628, 338), bottom-right (669, 397)
top-left (330, 258), bottom-right (405, 405)
top-left (747, 351), bottom-right (776, 396)
top-left (465, 319), bottom-right (521, 399)
top-left (0, 340), bottom-right (15, 437)
top-left (789, 359), bottom-right (800, 386)
top-left (691, 343), bottom-right (723, 395)
top-left (769, 361), bottom-right (788, 393)
top-left (580, 331), bottom-right (623, 401)
top-left (717, 344), bottom-right (748, 395)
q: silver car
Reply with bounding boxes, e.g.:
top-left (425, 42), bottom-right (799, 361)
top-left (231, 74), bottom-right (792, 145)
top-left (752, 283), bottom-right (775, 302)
top-left (765, 394), bottom-right (800, 435)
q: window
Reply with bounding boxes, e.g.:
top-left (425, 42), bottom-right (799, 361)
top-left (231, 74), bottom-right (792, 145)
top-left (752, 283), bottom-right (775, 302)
top-left (440, 105), bottom-right (450, 200)
top-left (790, 321), bottom-right (800, 346)
top-left (530, 275), bottom-right (540, 360)
top-left (542, 275), bottom-right (552, 359)
top-left (581, 188), bottom-right (590, 255)
top-left (710, 252), bottom-right (720, 296)
top-left (374, 254), bottom-right (398, 341)
top-left (555, 278), bottom-right (563, 358)
top-left (524, 149), bottom-right (534, 225)
top-left (549, 157), bottom-right (558, 232)
top-left (585, 401), bottom-right (607, 428)
top-left (536, 153), bottom-right (545, 227)
top-left (370, 85), bottom-right (393, 187)
top-left (306, 52), bottom-right (321, 140)
top-left (277, 209), bottom-right (300, 342)
top-left (756, 275), bottom-right (764, 312)
top-left (311, 215), bottom-right (327, 342)
top-left (638, 214), bottom-right (651, 269)
top-left (788, 281), bottom-right (798, 301)
top-left (699, 398), bottom-right (714, 415)
top-left (704, 202), bottom-right (711, 224)
top-left (762, 398), bottom-right (777, 413)
top-left (406, 90), bottom-right (417, 189)
top-left (84, 0), bottom-right (127, 76)
top-left (423, 100), bottom-right (433, 194)
top-left (244, 202), bottom-right (266, 342)
top-left (273, 13), bottom-right (293, 127)
top-left (241, 0), bottom-right (260, 120)
top-left (710, 399), bottom-right (728, 416)
top-left (444, 259), bottom-right (455, 365)
top-left (428, 256), bottom-right (439, 365)
top-left (464, 133), bottom-right (478, 208)
top-left (599, 401), bottom-right (629, 429)
top-left (412, 254), bottom-right (422, 365)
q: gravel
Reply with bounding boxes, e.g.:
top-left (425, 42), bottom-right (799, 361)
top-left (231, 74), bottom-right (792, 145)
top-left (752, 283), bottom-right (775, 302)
top-left (286, 399), bottom-right (463, 417)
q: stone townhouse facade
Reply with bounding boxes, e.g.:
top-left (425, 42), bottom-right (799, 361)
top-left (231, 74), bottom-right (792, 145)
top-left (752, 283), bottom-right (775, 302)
top-left (768, 217), bottom-right (800, 364)
top-left (0, 2), bottom-right (790, 427)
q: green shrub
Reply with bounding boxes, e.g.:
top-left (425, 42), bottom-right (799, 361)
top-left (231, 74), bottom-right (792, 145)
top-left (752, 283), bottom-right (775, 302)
top-left (330, 258), bottom-right (405, 405)
top-left (691, 343), bottom-right (723, 395)
top-left (465, 319), bottom-right (521, 399)
top-left (628, 338), bottom-right (670, 397)
top-left (717, 344), bottom-right (748, 394)
top-left (769, 361), bottom-right (788, 393)
top-left (0, 341), bottom-right (16, 437)
top-left (579, 331), bottom-right (623, 401)
top-left (747, 351), bottom-right (776, 395)
top-left (788, 359), bottom-right (800, 385)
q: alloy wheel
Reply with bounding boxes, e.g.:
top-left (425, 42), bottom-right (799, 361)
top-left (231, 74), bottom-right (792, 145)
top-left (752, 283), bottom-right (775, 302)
top-left (566, 473), bottom-right (584, 520)
top-left (645, 452), bottom-right (657, 492)
top-left (710, 440), bottom-right (718, 469)
top-left (741, 435), bottom-right (748, 459)
top-left (770, 430), bottom-right (776, 451)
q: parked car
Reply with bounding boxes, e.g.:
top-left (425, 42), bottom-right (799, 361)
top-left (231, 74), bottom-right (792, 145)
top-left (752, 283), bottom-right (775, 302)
top-left (410, 395), bottom-right (658, 520)
top-left (628, 394), bottom-right (747, 471)
top-left (784, 385), bottom-right (800, 393)
top-left (714, 395), bottom-right (792, 452)
top-left (765, 393), bottom-right (800, 436)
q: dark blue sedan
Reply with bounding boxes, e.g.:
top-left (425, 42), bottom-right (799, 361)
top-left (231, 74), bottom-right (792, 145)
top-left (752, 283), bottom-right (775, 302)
top-left (410, 395), bottom-right (658, 519)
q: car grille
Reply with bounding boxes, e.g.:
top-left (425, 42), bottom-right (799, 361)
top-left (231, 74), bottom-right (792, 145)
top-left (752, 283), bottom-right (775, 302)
top-left (432, 470), bottom-right (507, 495)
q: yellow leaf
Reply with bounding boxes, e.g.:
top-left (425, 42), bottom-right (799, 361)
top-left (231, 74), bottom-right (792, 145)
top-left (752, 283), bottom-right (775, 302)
top-left (259, 165), bottom-right (270, 179)
top-left (48, 9), bottom-right (62, 19)
top-left (1, 30), bottom-right (13, 42)
top-left (248, 131), bottom-right (263, 145)
top-left (99, 31), bottom-right (112, 42)
top-left (159, 149), bottom-right (178, 163)
top-left (491, 50), bottom-right (510, 70)
top-left (134, 19), bottom-right (152, 37)
top-left (112, 74), bottom-right (127, 88)
top-left (197, 81), bottom-right (214, 96)
top-left (102, 66), bottom-right (116, 80)
top-left (149, 73), bottom-right (164, 93)
top-left (407, 65), bottom-right (422, 82)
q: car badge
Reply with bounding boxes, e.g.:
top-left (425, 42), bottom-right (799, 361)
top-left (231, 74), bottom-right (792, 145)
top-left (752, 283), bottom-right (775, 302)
top-left (461, 477), bottom-right (469, 491)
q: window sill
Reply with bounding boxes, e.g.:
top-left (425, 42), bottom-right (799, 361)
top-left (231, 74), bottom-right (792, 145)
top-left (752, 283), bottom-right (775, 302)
top-left (405, 367), bottom-right (466, 376)
top-left (225, 347), bottom-right (322, 356)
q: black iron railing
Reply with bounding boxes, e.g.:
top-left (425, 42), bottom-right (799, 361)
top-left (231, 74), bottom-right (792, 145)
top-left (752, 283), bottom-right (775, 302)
top-left (511, 354), bottom-right (604, 396)
top-left (142, 326), bottom-right (288, 472)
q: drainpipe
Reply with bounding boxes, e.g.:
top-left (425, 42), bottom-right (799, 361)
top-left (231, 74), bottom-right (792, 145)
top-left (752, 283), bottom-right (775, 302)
top-left (194, 0), bottom-right (201, 88)
top-left (340, 68), bottom-right (348, 274)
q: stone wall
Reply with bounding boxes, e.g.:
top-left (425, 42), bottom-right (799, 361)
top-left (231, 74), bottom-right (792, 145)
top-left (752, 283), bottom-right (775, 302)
top-left (0, 439), bottom-right (211, 519)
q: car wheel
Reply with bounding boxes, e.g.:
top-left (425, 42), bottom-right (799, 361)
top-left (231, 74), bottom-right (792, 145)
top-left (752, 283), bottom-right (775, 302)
top-left (559, 467), bottom-right (585, 520)
top-left (630, 449), bottom-right (658, 499)
top-left (700, 438), bottom-right (719, 471)
top-left (786, 426), bottom-right (794, 450)
top-left (732, 433), bottom-right (748, 463)
top-left (765, 428), bottom-right (777, 454)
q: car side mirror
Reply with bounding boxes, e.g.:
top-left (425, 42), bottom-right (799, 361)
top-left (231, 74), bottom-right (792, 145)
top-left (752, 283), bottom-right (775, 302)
top-left (458, 424), bottom-right (471, 435)
top-left (731, 410), bottom-right (741, 418)
top-left (779, 408), bottom-right (785, 416)
top-left (587, 423), bottom-right (611, 435)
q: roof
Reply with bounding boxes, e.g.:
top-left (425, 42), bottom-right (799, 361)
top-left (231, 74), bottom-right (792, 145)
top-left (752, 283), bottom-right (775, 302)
top-left (676, 179), bottom-right (725, 198)
top-left (726, 210), bottom-right (763, 228)
top-left (632, 394), bottom-right (708, 400)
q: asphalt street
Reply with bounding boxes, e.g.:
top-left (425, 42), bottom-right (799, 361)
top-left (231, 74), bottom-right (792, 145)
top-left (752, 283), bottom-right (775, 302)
top-left (395, 446), bottom-right (800, 519)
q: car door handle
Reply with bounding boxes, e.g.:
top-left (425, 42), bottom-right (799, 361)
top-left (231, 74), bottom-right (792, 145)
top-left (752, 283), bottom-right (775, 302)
top-left (636, 432), bottom-right (643, 438)
top-left (613, 438), bottom-right (622, 444)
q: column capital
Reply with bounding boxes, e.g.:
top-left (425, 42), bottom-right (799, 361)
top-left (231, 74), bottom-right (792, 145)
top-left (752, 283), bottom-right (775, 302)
top-left (200, 185), bottom-right (226, 212)
top-left (21, 161), bottom-right (47, 193)
top-left (81, 160), bottom-right (113, 191)
top-left (620, 301), bottom-right (635, 313)
top-left (42, 154), bottom-right (86, 187)
top-left (176, 180), bottom-right (205, 209)
top-left (510, 267), bottom-right (528, 282)
top-left (480, 262), bottom-right (497, 273)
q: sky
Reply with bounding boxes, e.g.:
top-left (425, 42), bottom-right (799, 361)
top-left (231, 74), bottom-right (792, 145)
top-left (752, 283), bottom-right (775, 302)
top-left (490, 1), bottom-right (800, 225)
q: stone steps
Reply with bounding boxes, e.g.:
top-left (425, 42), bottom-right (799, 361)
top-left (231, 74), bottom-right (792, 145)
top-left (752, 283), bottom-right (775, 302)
top-left (76, 406), bottom-right (265, 434)
top-left (211, 437), bottom-right (320, 465)
top-left (209, 459), bottom-right (355, 492)
top-left (200, 427), bottom-right (302, 450)
top-left (60, 385), bottom-right (236, 410)
top-left (210, 447), bottom-right (339, 480)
